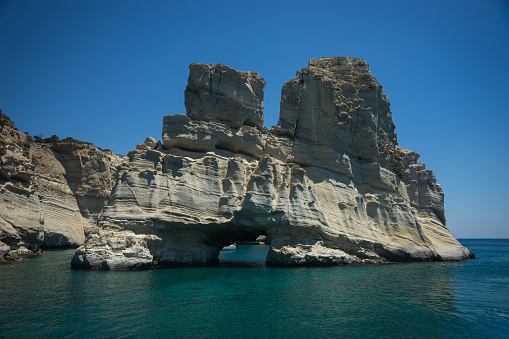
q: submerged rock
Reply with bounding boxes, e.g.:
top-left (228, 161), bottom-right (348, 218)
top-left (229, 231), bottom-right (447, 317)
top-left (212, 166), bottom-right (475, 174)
top-left (71, 57), bottom-right (473, 270)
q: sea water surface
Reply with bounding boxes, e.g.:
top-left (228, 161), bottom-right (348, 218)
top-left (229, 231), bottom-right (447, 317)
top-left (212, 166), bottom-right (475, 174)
top-left (1, 239), bottom-right (508, 338)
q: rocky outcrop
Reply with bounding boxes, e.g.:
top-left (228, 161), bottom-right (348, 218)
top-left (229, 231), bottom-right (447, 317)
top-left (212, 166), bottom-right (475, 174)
top-left (71, 57), bottom-right (473, 270)
top-left (185, 63), bottom-right (266, 131)
top-left (0, 110), bottom-right (126, 260)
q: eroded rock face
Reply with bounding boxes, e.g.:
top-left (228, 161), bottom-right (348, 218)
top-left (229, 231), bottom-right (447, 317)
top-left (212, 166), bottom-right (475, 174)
top-left (71, 57), bottom-right (473, 270)
top-left (185, 63), bottom-right (266, 130)
top-left (0, 110), bottom-right (126, 259)
top-left (276, 57), bottom-right (397, 168)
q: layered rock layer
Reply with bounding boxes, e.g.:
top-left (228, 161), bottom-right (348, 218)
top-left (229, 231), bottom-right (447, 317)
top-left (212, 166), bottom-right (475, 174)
top-left (71, 57), bottom-right (473, 270)
top-left (0, 111), bottom-right (125, 261)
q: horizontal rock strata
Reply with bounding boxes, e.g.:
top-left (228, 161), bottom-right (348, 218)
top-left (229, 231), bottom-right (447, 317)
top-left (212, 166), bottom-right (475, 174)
top-left (0, 111), bottom-right (126, 260)
top-left (71, 57), bottom-right (473, 270)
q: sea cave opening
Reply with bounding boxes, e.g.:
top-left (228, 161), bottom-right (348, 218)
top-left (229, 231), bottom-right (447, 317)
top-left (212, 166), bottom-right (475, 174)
top-left (210, 230), bottom-right (270, 267)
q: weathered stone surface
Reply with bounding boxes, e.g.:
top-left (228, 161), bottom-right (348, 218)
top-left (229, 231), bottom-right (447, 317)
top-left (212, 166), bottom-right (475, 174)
top-left (72, 57), bottom-right (473, 270)
top-left (0, 241), bottom-right (11, 260)
top-left (0, 110), bottom-right (126, 258)
top-left (49, 143), bottom-right (126, 230)
top-left (275, 57), bottom-right (397, 170)
top-left (71, 230), bottom-right (157, 270)
top-left (162, 115), bottom-right (265, 158)
top-left (136, 136), bottom-right (161, 151)
top-left (185, 63), bottom-right (266, 130)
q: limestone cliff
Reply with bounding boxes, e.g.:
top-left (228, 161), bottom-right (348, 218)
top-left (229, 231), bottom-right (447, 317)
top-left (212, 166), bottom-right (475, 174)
top-left (71, 57), bottom-right (473, 270)
top-left (0, 110), bottom-right (125, 262)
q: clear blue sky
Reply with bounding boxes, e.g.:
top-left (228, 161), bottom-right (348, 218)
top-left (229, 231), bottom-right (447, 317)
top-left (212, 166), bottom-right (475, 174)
top-left (1, 0), bottom-right (508, 238)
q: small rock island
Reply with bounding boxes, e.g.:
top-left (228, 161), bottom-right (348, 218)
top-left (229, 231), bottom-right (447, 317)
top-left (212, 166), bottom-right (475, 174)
top-left (1, 57), bottom-right (474, 269)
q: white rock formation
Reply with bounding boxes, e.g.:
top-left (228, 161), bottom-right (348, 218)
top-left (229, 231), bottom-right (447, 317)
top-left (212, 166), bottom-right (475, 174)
top-left (71, 57), bottom-right (473, 269)
top-left (0, 111), bottom-right (126, 259)
top-left (185, 63), bottom-right (266, 130)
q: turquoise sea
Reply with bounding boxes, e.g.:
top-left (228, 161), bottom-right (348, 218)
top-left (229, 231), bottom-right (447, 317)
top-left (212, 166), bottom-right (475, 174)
top-left (1, 239), bottom-right (508, 338)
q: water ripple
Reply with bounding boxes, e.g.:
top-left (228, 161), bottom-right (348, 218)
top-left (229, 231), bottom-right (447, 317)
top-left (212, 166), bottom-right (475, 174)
top-left (1, 241), bottom-right (508, 338)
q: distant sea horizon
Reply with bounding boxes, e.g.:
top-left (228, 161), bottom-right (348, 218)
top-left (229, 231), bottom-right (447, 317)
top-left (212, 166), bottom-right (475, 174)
top-left (1, 239), bottom-right (508, 338)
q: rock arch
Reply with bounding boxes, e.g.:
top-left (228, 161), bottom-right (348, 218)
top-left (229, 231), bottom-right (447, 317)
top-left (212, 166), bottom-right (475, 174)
top-left (71, 57), bottom-right (473, 270)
